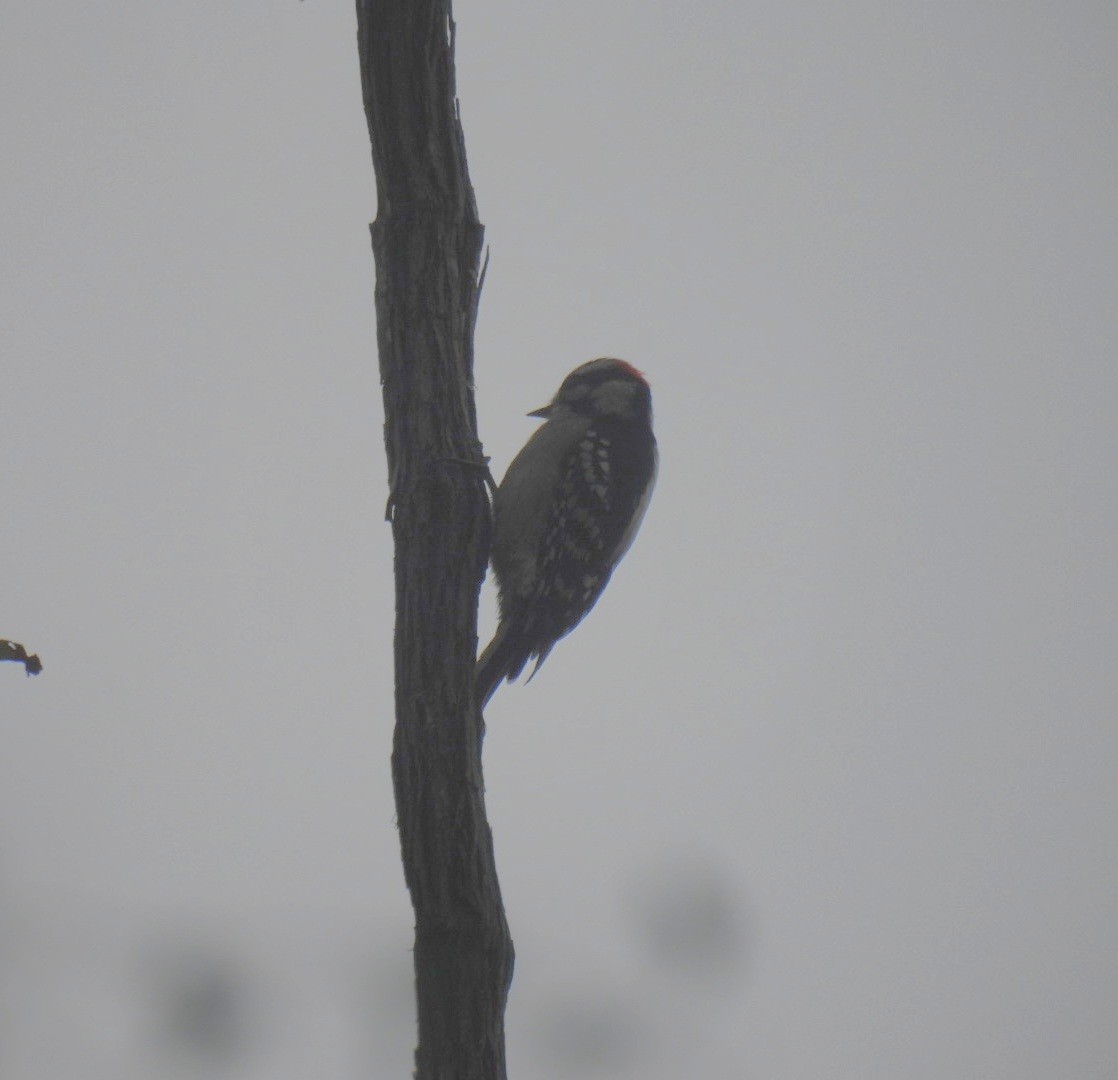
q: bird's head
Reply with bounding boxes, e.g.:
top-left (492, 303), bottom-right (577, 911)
top-left (529, 357), bottom-right (652, 422)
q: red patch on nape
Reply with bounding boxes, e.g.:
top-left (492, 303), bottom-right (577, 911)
top-left (613, 359), bottom-right (648, 384)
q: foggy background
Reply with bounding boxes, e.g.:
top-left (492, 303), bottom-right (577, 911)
top-left (2, 2), bottom-right (1116, 1077)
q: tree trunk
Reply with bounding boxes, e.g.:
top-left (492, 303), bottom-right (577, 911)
top-left (355, 3), bottom-right (513, 1078)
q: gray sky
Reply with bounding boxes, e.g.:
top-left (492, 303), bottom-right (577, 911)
top-left (2, 2), bottom-right (1116, 1078)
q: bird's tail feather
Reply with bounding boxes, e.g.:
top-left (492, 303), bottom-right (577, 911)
top-left (476, 624), bottom-right (515, 707)
top-left (478, 617), bottom-right (546, 707)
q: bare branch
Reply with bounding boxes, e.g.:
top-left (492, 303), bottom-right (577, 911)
top-left (355, 2), bottom-right (514, 1076)
top-left (0, 639), bottom-right (42, 676)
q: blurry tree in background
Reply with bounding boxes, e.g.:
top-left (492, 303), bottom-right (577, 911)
top-left (355, 2), bottom-right (514, 1078)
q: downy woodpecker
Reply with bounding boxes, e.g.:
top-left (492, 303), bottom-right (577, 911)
top-left (477, 358), bottom-right (657, 705)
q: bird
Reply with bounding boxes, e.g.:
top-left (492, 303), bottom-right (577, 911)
top-left (476, 358), bottom-right (658, 705)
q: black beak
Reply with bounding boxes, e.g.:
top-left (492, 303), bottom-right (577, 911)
top-left (527, 404), bottom-right (552, 419)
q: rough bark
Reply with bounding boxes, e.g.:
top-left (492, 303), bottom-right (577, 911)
top-left (355, 3), bottom-right (513, 1078)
